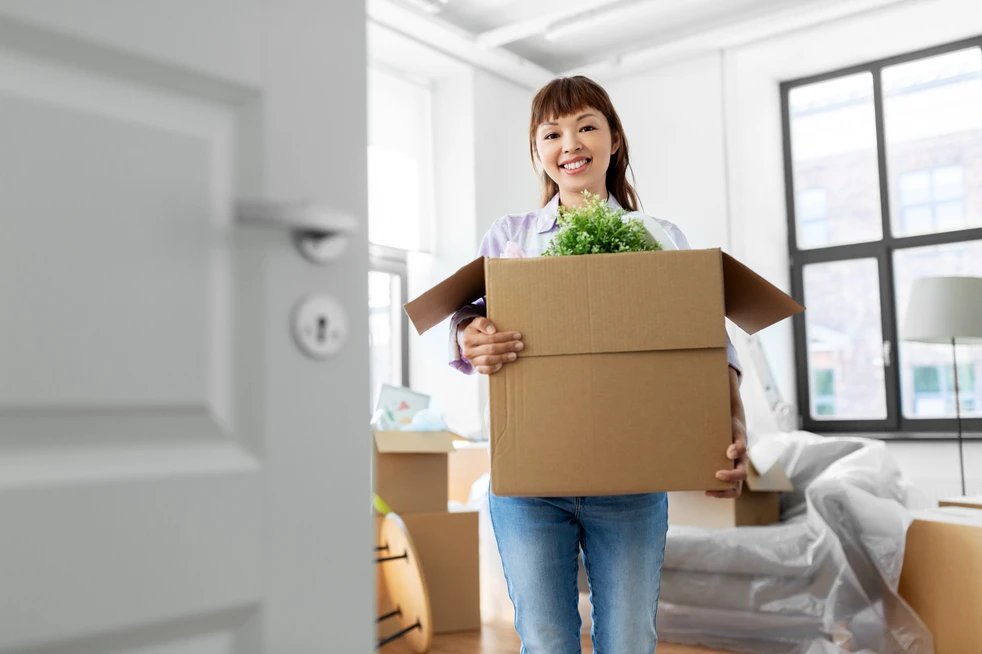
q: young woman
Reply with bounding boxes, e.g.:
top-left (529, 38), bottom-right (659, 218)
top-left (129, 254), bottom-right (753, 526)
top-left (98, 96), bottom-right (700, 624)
top-left (448, 76), bottom-right (749, 654)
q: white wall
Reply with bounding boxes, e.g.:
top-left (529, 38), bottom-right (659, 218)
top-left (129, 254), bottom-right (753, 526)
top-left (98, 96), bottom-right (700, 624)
top-left (606, 54), bottom-right (730, 251)
top-left (473, 70), bottom-right (540, 241)
top-left (407, 70), bottom-right (481, 437)
top-left (597, 0), bottom-right (982, 499)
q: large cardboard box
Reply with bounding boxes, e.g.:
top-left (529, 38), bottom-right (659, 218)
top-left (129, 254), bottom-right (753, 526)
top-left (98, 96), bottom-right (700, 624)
top-left (405, 249), bottom-right (803, 497)
top-left (668, 459), bottom-right (794, 529)
top-left (373, 430), bottom-right (458, 515)
top-left (898, 507), bottom-right (982, 653)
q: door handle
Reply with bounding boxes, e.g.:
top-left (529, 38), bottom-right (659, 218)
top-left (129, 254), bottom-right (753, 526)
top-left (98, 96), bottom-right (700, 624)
top-left (236, 200), bottom-right (356, 264)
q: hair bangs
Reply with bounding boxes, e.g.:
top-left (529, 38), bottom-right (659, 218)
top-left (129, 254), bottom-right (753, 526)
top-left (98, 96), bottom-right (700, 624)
top-left (530, 77), bottom-right (606, 128)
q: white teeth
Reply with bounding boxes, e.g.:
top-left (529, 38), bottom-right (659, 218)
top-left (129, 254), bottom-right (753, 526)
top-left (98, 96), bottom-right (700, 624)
top-left (563, 159), bottom-right (588, 170)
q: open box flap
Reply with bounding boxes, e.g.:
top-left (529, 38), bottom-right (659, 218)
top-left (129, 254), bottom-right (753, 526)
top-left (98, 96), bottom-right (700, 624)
top-left (722, 253), bottom-right (805, 335)
top-left (403, 257), bottom-right (485, 335)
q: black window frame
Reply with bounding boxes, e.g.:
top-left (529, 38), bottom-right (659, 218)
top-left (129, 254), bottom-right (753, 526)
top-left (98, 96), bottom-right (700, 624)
top-left (781, 35), bottom-right (982, 441)
top-left (369, 244), bottom-right (411, 395)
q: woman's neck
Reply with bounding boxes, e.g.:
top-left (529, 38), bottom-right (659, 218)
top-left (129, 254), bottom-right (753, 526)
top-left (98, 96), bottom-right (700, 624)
top-left (559, 186), bottom-right (609, 209)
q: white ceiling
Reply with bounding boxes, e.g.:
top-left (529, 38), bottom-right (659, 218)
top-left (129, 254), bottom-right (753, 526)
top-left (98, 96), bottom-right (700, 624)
top-left (368, 0), bottom-right (928, 87)
top-left (438, 0), bottom-right (790, 71)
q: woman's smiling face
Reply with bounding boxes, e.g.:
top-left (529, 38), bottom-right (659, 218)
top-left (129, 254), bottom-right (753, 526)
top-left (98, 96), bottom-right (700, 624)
top-left (535, 107), bottom-right (619, 206)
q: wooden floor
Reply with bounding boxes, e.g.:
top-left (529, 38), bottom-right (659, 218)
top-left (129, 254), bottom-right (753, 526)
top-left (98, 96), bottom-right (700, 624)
top-left (379, 620), bottom-right (731, 654)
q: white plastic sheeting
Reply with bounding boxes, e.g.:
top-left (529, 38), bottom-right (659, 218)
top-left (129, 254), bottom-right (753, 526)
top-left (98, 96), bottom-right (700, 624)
top-left (465, 432), bottom-right (936, 653)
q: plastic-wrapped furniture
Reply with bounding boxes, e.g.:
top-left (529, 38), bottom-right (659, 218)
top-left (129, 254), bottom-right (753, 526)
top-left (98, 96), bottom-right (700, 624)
top-left (467, 432), bottom-right (936, 654)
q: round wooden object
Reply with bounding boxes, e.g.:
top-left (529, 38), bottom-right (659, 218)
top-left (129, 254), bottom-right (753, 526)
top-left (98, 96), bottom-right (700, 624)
top-left (379, 513), bottom-right (432, 653)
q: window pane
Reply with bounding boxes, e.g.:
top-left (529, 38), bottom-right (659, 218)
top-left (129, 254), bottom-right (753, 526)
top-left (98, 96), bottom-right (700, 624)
top-left (796, 189), bottom-right (829, 248)
top-left (933, 165), bottom-right (965, 201)
top-left (899, 170), bottom-right (931, 205)
top-left (883, 47), bottom-right (982, 237)
top-left (368, 145), bottom-right (421, 250)
top-left (789, 73), bottom-right (883, 249)
top-left (369, 271), bottom-right (403, 408)
top-left (894, 240), bottom-right (982, 419)
top-left (803, 259), bottom-right (887, 420)
top-left (902, 205), bottom-right (933, 233)
top-left (936, 201), bottom-right (965, 230)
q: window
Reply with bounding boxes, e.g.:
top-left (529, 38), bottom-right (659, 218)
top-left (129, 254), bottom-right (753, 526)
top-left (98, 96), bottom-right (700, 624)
top-left (368, 248), bottom-right (409, 408)
top-left (783, 37), bottom-right (982, 436)
top-left (367, 66), bottom-right (433, 406)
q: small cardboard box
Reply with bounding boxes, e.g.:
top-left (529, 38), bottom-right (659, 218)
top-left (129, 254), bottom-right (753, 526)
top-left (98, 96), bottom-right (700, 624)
top-left (405, 249), bottom-right (803, 496)
top-left (939, 495), bottom-right (982, 510)
top-left (373, 430), bottom-right (458, 515)
top-left (399, 511), bottom-right (481, 634)
top-left (667, 459), bottom-right (794, 529)
top-left (898, 507), bottom-right (982, 653)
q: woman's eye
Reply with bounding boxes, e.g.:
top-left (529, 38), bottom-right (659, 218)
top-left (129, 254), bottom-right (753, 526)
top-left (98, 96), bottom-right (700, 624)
top-left (544, 133), bottom-right (557, 139)
top-left (581, 126), bottom-right (596, 132)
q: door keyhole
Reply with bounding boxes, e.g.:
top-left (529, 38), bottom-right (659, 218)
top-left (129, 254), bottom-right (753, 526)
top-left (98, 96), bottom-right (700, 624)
top-left (292, 295), bottom-right (347, 359)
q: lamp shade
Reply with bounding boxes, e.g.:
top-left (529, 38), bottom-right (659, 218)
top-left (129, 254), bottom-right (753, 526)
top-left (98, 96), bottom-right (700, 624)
top-left (903, 276), bottom-right (982, 344)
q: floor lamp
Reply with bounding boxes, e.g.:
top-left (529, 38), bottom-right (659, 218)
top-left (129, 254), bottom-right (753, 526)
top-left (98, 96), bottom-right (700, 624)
top-left (903, 276), bottom-right (982, 497)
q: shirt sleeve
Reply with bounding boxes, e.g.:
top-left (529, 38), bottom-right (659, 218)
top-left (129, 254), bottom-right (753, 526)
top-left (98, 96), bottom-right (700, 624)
top-left (448, 222), bottom-right (508, 375)
top-left (661, 220), bottom-right (743, 380)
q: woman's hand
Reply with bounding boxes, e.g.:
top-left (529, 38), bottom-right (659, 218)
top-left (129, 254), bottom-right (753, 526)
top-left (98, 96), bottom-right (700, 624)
top-left (459, 317), bottom-right (523, 375)
top-left (707, 367), bottom-right (749, 499)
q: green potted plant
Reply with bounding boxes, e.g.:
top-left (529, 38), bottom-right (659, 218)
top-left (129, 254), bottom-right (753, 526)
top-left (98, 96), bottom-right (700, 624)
top-left (543, 190), bottom-right (662, 256)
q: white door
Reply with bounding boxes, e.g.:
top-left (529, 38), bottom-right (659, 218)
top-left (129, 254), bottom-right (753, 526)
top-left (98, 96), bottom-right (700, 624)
top-left (0, 2), bottom-right (370, 652)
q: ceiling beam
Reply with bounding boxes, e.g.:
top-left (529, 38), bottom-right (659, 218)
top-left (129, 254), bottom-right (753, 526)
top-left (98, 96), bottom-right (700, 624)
top-left (367, 0), bottom-right (554, 89)
top-left (474, 0), bottom-right (631, 49)
top-left (565, 0), bottom-right (934, 80)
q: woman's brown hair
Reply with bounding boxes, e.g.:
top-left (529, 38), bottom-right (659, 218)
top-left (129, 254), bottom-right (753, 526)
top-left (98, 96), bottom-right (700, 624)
top-left (528, 75), bottom-right (641, 211)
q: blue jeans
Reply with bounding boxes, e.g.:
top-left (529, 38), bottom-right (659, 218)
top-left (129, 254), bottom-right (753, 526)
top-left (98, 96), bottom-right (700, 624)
top-left (489, 490), bottom-right (669, 654)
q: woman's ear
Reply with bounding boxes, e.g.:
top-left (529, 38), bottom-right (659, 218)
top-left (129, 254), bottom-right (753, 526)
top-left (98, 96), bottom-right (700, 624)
top-left (611, 134), bottom-right (621, 156)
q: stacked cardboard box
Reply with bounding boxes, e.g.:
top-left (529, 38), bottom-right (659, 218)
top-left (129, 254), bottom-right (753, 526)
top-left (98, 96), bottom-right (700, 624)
top-left (898, 506), bottom-right (982, 653)
top-left (373, 429), bottom-right (481, 635)
top-left (405, 249), bottom-right (803, 496)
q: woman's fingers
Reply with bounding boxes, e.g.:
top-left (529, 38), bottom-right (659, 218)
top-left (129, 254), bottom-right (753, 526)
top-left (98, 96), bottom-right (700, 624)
top-left (468, 317), bottom-right (498, 335)
top-left (727, 441), bottom-right (747, 461)
top-left (715, 459), bottom-right (748, 484)
top-left (464, 340), bottom-right (524, 359)
top-left (470, 353), bottom-right (517, 368)
top-left (461, 322), bottom-right (523, 376)
top-left (461, 330), bottom-right (522, 348)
